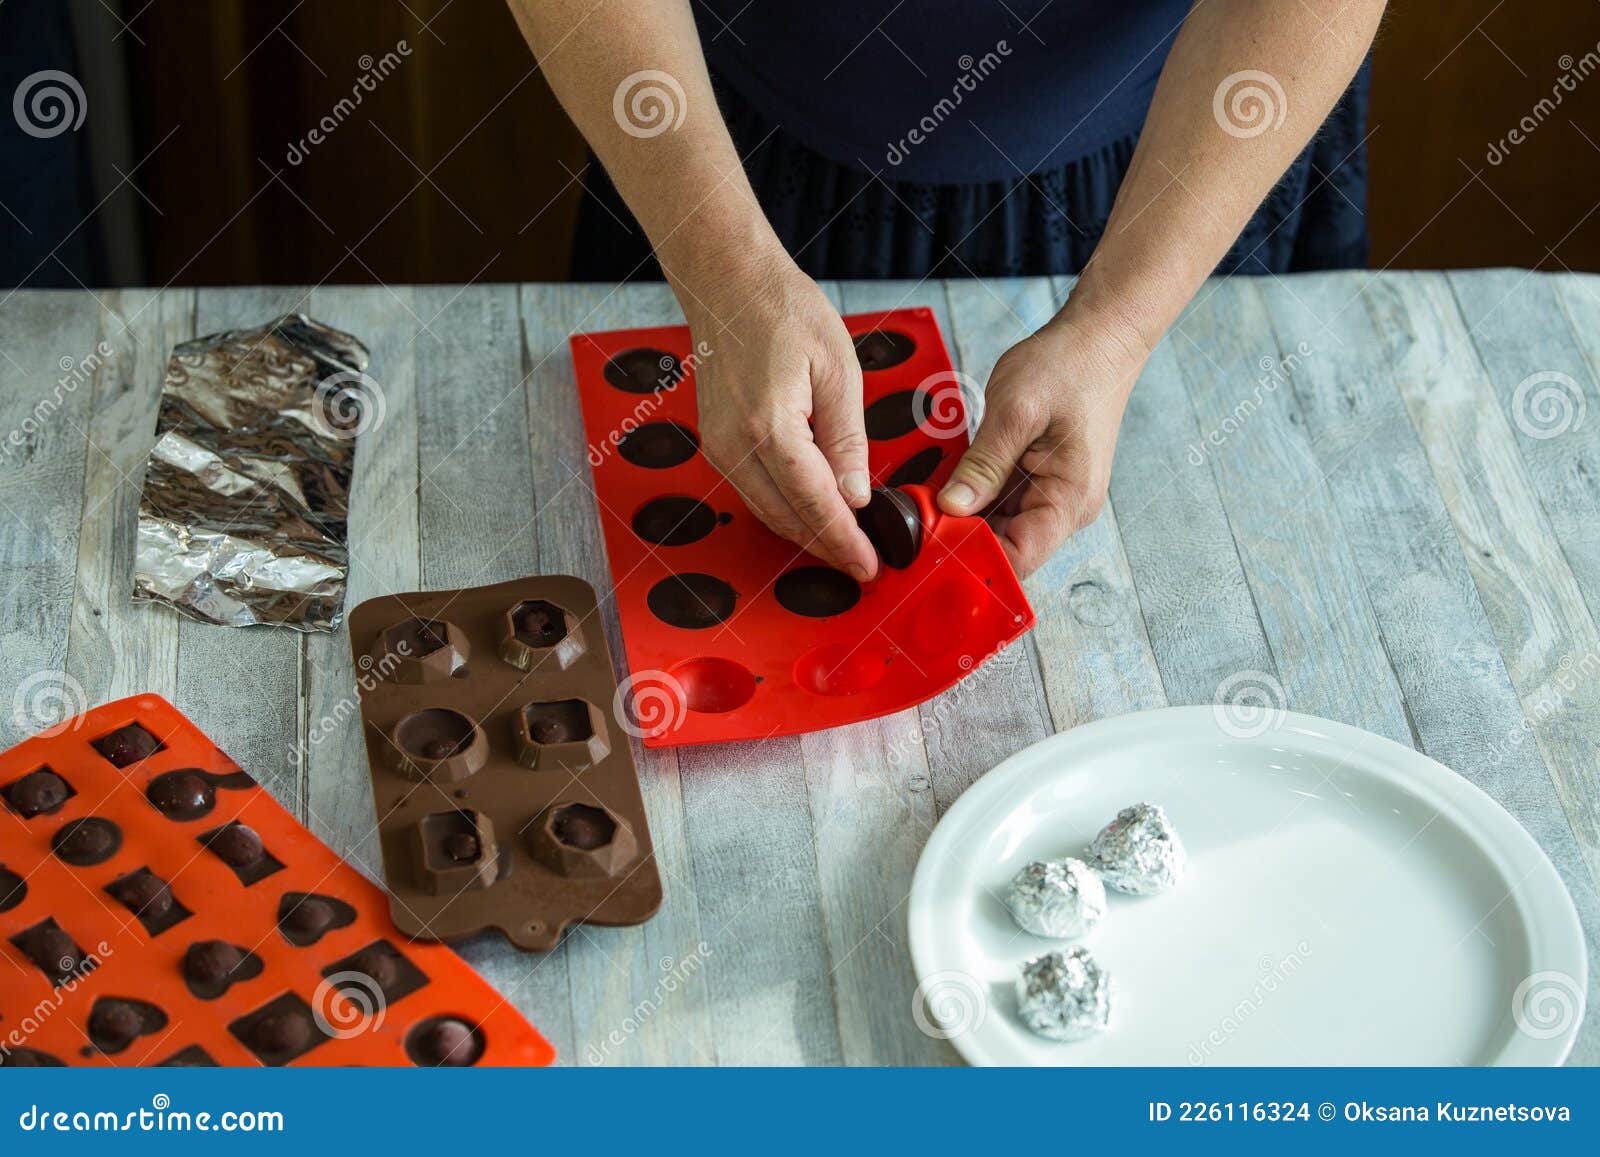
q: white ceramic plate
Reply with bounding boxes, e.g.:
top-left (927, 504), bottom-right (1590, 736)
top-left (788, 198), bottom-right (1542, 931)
top-left (907, 707), bottom-right (1587, 1066)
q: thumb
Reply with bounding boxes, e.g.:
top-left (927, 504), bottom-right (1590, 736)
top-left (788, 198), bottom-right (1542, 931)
top-left (811, 345), bottom-right (871, 508)
top-left (939, 394), bottom-right (1038, 515)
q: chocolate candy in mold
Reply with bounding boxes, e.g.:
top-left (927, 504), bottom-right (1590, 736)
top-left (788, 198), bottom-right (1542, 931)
top-left (90, 722), bottom-right (166, 767)
top-left (774, 566), bottom-right (862, 618)
top-left (0, 1047), bottom-right (66, 1067)
top-left (513, 600), bottom-right (567, 646)
top-left (51, 816), bottom-right (122, 866)
top-left (515, 699), bottom-right (610, 771)
top-left (145, 770), bottom-right (214, 820)
top-left (390, 708), bottom-right (485, 782)
top-left (277, 891), bottom-right (357, 947)
top-left (853, 329), bottom-right (916, 371)
top-left (863, 388), bottom-right (937, 441)
top-left (0, 864), bottom-right (27, 912)
top-left (10, 918), bottom-right (95, 986)
top-left (229, 992), bottom-right (330, 1066)
top-left (646, 572), bottom-right (738, 629)
top-left (157, 1045), bottom-right (218, 1067)
top-left (3, 766), bottom-right (74, 817)
top-left (528, 802), bottom-right (637, 878)
top-left (106, 867), bottom-right (192, 935)
top-left (604, 348), bottom-right (684, 394)
top-left (200, 821), bottom-right (285, 885)
top-left (856, 487), bottom-right (924, 570)
top-left (87, 996), bottom-right (168, 1055)
top-left (405, 1016), bottom-right (485, 1067)
top-left (182, 940), bottom-right (264, 1000)
top-left (323, 939), bottom-right (429, 1008)
top-left (412, 811), bottom-right (499, 895)
top-left (886, 446), bottom-right (944, 487)
top-left (617, 420), bottom-right (699, 469)
top-left (632, 496), bottom-right (718, 546)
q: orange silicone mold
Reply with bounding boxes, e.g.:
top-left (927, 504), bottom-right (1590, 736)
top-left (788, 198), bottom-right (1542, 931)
top-left (0, 695), bottom-right (553, 1067)
top-left (571, 308), bottom-right (1036, 747)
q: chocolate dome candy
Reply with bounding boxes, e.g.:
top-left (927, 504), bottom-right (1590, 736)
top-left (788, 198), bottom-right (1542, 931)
top-left (146, 771), bottom-right (215, 820)
top-left (5, 768), bottom-right (72, 817)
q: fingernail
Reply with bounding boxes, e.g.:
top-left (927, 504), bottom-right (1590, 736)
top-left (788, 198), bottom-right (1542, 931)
top-left (848, 563), bottom-right (869, 582)
top-left (840, 471), bottom-right (870, 506)
top-left (941, 481), bottom-right (976, 511)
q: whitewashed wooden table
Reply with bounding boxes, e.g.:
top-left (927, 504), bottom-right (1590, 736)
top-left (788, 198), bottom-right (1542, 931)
top-left (2, 271), bottom-right (1598, 1065)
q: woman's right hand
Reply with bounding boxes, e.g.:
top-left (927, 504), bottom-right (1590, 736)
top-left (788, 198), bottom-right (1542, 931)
top-left (673, 245), bottom-right (880, 582)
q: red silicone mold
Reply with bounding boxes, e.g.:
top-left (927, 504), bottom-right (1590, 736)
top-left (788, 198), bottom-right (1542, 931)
top-left (0, 696), bottom-right (553, 1067)
top-left (571, 308), bottom-right (1035, 747)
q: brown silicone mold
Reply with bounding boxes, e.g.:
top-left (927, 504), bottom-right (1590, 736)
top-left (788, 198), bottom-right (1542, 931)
top-left (348, 575), bottom-right (662, 951)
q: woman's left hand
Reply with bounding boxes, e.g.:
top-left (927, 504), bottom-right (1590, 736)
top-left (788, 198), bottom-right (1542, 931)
top-left (936, 310), bottom-right (1149, 577)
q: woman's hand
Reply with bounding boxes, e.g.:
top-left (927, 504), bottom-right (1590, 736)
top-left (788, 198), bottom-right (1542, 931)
top-left (676, 245), bottom-right (880, 581)
top-left (937, 309), bottom-right (1149, 577)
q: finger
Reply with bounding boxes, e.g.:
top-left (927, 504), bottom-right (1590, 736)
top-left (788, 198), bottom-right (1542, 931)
top-left (723, 454), bottom-right (810, 546)
top-left (756, 424), bottom-right (879, 581)
top-left (939, 392), bottom-right (1041, 517)
top-left (996, 502), bottom-right (1069, 578)
top-left (810, 346), bottom-right (871, 508)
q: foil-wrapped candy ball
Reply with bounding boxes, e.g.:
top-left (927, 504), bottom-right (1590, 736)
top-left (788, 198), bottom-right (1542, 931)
top-left (1087, 801), bottom-right (1185, 894)
top-left (1002, 858), bottom-right (1106, 938)
top-left (1015, 947), bottom-right (1111, 1041)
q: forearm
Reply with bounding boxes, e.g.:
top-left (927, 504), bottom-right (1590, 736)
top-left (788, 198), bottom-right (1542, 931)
top-left (506, 0), bottom-right (780, 303)
top-left (1062, 0), bottom-right (1387, 353)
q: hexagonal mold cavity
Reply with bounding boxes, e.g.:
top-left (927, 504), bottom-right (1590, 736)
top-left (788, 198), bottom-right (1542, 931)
top-left (388, 708), bottom-right (488, 782)
top-left (513, 699), bottom-right (609, 771)
top-left (372, 617), bottom-right (469, 684)
top-left (499, 599), bottom-right (585, 673)
top-left (527, 802), bottom-right (636, 877)
top-left (411, 810), bottom-right (499, 895)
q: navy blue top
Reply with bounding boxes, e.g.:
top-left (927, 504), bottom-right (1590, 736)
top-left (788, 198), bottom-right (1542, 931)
top-left (693, 0), bottom-right (1190, 183)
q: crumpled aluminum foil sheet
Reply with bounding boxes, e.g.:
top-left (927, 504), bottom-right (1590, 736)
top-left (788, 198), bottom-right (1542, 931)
top-left (132, 314), bottom-right (373, 631)
top-left (1087, 801), bottom-right (1187, 894)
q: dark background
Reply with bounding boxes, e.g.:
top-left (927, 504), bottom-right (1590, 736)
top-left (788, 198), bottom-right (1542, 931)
top-left (3, 0), bottom-right (1598, 289)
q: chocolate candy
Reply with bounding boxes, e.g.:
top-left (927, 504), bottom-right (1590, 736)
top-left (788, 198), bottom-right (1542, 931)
top-left (181, 940), bottom-right (262, 999)
top-left (91, 723), bottom-right (164, 767)
top-left (1003, 858), bottom-right (1107, 939)
top-left (277, 891), bottom-right (356, 947)
top-left (1086, 802), bottom-right (1186, 895)
top-left (406, 1017), bottom-right (483, 1066)
top-left (514, 602), bottom-right (564, 646)
top-left (146, 770), bottom-right (215, 820)
top-left (1, 1047), bottom-right (65, 1067)
top-left (4, 768), bottom-right (73, 817)
top-left (1015, 947), bottom-right (1111, 1041)
top-left (207, 822), bottom-right (263, 867)
top-left (10, 919), bottom-right (88, 985)
top-left (856, 487), bottom-right (923, 570)
top-left (0, 864), bottom-right (25, 912)
top-left (230, 994), bottom-right (329, 1066)
top-left (87, 997), bottom-right (167, 1055)
top-left (853, 329), bottom-right (917, 372)
top-left (51, 817), bottom-right (122, 866)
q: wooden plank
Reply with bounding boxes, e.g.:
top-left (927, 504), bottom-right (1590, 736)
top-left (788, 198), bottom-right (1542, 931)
top-left (175, 288), bottom-right (309, 814)
top-left (1448, 270), bottom-right (1600, 614)
top-left (62, 291), bottom-right (187, 715)
top-left (410, 282), bottom-right (578, 1060)
top-left (520, 281), bottom-right (717, 1066)
top-left (1265, 270), bottom-right (1600, 1062)
top-left (0, 291), bottom-right (108, 748)
top-left (1091, 287), bottom-right (1278, 707)
top-left (301, 285), bottom-right (421, 876)
top-left (1164, 277), bottom-right (1412, 743)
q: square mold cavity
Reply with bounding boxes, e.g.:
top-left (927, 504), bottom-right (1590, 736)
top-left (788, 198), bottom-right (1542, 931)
top-left (513, 699), bottom-right (609, 771)
top-left (500, 599), bottom-right (586, 672)
top-left (411, 810), bottom-right (499, 895)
